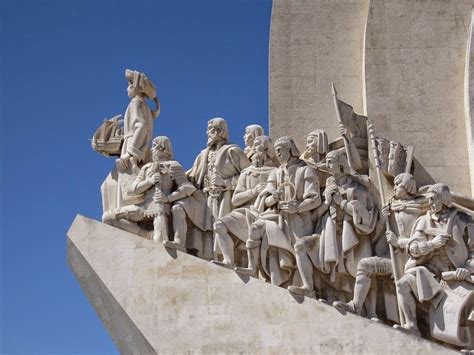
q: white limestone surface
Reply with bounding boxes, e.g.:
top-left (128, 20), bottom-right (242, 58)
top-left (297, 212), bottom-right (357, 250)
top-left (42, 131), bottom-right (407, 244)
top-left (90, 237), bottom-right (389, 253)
top-left (67, 215), bottom-right (458, 354)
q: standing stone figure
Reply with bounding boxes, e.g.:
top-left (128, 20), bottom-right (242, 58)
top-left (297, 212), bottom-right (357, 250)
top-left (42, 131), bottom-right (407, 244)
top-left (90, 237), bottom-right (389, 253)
top-left (289, 149), bottom-right (377, 300)
top-left (185, 118), bottom-right (250, 259)
top-left (235, 136), bottom-right (321, 286)
top-left (101, 69), bottom-right (160, 223)
top-left (333, 173), bottom-right (427, 321)
top-left (118, 136), bottom-right (196, 245)
top-left (396, 183), bottom-right (473, 340)
top-left (243, 124), bottom-right (264, 159)
top-left (212, 135), bottom-right (278, 268)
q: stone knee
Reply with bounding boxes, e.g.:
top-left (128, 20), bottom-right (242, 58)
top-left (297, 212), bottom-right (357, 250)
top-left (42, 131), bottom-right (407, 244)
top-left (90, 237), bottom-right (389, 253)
top-left (171, 204), bottom-right (185, 219)
top-left (356, 257), bottom-right (376, 278)
top-left (396, 275), bottom-right (413, 296)
top-left (213, 220), bottom-right (227, 235)
top-left (247, 221), bottom-right (264, 248)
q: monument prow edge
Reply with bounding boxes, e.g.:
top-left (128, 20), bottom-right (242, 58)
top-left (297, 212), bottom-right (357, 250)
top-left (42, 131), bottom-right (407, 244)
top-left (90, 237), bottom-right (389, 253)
top-left (67, 214), bottom-right (458, 354)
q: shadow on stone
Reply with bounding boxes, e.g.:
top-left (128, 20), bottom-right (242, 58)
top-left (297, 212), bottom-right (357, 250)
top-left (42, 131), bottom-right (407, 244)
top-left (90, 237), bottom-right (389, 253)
top-left (288, 292), bottom-right (305, 304)
top-left (235, 272), bottom-right (250, 284)
top-left (164, 247), bottom-right (178, 259)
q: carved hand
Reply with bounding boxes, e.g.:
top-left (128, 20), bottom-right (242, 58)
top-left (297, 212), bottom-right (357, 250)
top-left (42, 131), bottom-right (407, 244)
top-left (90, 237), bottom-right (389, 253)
top-left (385, 231), bottom-right (399, 248)
top-left (453, 268), bottom-right (470, 281)
top-left (279, 201), bottom-right (298, 214)
top-left (380, 204), bottom-right (390, 218)
top-left (339, 123), bottom-right (348, 137)
top-left (211, 175), bottom-right (226, 187)
top-left (252, 183), bottom-right (265, 196)
top-left (432, 234), bottom-right (450, 248)
top-left (119, 153), bottom-right (131, 170)
top-left (148, 173), bottom-right (161, 186)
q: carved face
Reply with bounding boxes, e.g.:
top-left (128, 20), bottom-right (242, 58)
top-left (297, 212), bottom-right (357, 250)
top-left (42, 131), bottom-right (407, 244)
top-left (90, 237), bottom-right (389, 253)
top-left (305, 134), bottom-right (318, 154)
top-left (243, 128), bottom-right (254, 148)
top-left (275, 143), bottom-right (291, 164)
top-left (326, 154), bottom-right (341, 175)
top-left (394, 180), bottom-right (409, 200)
top-left (152, 139), bottom-right (170, 161)
top-left (428, 192), bottom-right (443, 214)
top-left (207, 124), bottom-right (221, 146)
top-left (127, 81), bottom-right (137, 98)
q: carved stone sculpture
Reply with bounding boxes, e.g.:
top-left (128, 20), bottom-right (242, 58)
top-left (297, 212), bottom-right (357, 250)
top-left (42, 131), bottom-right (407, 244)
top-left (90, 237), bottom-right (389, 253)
top-left (185, 118), bottom-right (250, 259)
top-left (235, 136), bottom-right (321, 286)
top-left (100, 69), bottom-right (160, 223)
top-left (289, 148), bottom-right (377, 300)
top-left (243, 124), bottom-right (264, 159)
top-left (333, 173), bottom-right (428, 321)
top-left (212, 135), bottom-right (277, 268)
top-left (395, 183), bottom-right (473, 347)
top-left (115, 136), bottom-right (197, 246)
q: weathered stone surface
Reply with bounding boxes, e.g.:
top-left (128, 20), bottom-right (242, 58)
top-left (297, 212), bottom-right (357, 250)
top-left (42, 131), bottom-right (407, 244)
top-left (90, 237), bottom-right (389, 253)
top-left (269, 0), bottom-right (370, 150)
top-left (68, 215), bottom-right (457, 354)
top-left (269, 0), bottom-right (474, 195)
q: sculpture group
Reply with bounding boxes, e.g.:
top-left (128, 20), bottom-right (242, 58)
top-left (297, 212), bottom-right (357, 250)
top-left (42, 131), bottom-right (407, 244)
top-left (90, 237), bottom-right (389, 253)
top-left (91, 70), bottom-right (474, 350)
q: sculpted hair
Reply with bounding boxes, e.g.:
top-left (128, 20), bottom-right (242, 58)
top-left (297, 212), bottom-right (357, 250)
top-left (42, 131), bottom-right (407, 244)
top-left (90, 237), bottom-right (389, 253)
top-left (394, 173), bottom-right (417, 196)
top-left (246, 125), bottom-right (264, 143)
top-left (254, 135), bottom-right (277, 164)
top-left (427, 183), bottom-right (452, 207)
top-left (274, 136), bottom-right (301, 157)
top-left (326, 148), bottom-right (351, 174)
top-left (208, 118), bottom-right (229, 141)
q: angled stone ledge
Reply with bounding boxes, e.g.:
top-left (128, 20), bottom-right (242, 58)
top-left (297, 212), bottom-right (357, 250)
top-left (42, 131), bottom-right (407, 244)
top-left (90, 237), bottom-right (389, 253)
top-left (67, 215), bottom-right (457, 354)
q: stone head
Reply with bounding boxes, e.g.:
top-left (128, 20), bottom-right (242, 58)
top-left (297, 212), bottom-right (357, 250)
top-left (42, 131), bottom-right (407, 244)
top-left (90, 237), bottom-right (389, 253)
top-left (125, 69), bottom-right (157, 100)
top-left (207, 118), bottom-right (228, 147)
top-left (305, 129), bottom-right (328, 156)
top-left (426, 183), bottom-right (452, 214)
top-left (243, 124), bottom-right (264, 148)
top-left (325, 149), bottom-right (350, 176)
top-left (274, 136), bottom-right (300, 165)
top-left (393, 173), bottom-right (417, 200)
top-left (253, 135), bottom-right (277, 166)
top-left (151, 136), bottom-right (173, 161)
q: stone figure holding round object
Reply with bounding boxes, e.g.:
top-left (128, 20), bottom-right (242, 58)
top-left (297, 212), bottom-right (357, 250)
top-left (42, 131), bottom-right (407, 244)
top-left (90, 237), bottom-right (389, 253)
top-left (101, 69), bottom-right (160, 223)
top-left (212, 135), bottom-right (278, 268)
top-left (289, 148), bottom-right (377, 300)
top-left (243, 124), bottom-right (264, 160)
top-left (116, 136), bottom-right (197, 247)
top-left (184, 118), bottom-right (250, 259)
top-left (333, 173), bottom-right (428, 321)
top-left (235, 136), bottom-right (321, 286)
top-left (395, 183), bottom-right (473, 347)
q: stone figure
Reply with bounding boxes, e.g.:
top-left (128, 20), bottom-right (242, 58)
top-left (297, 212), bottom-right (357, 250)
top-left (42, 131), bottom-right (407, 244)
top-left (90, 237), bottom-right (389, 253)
top-left (333, 173), bottom-right (428, 321)
top-left (117, 136), bottom-right (197, 245)
top-left (243, 124), bottom-right (264, 159)
top-left (235, 136), bottom-right (321, 286)
top-left (101, 69), bottom-right (160, 223)
top-left (395, 183), bottom-right (473, 346)
top-left (288, 148), bottom-right (377, 300)
top-left (185, 118), bottom-right (250, 258)
top-left (300, 129), bottom-right (329, 169)
top-left (212, 135), bottom-right (278, 268)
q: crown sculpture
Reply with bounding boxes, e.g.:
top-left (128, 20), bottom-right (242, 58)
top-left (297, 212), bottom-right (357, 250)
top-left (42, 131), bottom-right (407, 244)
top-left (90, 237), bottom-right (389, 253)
top-left (91, 69), bottom-right (474, 351)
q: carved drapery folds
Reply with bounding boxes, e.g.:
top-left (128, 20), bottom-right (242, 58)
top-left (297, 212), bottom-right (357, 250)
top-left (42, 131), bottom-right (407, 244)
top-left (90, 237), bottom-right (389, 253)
top-left (91, 73), bottom-right (474, 351)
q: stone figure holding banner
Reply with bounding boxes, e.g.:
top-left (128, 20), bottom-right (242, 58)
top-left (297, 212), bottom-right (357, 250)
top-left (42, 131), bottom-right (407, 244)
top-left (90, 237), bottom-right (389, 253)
top-left (333, 173), bottom-right (428, 321)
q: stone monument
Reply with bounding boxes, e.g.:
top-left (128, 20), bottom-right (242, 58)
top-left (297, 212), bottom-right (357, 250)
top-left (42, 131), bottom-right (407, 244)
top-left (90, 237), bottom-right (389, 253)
top-left (69, 3), bottom-right (474, 353)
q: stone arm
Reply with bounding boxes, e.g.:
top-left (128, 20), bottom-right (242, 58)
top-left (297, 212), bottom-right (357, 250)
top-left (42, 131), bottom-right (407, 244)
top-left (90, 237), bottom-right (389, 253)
top-left (126, 98), bottom-right (149, 158)
top-left (224, 147), bottom-right (251, 191)
top-left (132, 165), bottom-right (154, 195)
top-left (264, 170), bottom-right (279, 207)
top-left (231, 173), bottom-right (255, 207)
top-left (406, 231), bottom-right (443, 258)
top-left (297, 167), bottom-right (321, 213)
top-left (167, 163), bottom-right (197, 203)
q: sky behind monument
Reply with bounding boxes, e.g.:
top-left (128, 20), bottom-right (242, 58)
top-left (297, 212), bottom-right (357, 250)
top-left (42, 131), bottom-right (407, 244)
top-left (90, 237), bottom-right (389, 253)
top-left (1, 0), bottom-right (272, 352)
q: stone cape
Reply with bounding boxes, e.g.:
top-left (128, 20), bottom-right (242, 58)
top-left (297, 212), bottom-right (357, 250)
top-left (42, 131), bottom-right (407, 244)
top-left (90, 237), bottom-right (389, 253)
top-left (68, 215), bottom-right (457, 354)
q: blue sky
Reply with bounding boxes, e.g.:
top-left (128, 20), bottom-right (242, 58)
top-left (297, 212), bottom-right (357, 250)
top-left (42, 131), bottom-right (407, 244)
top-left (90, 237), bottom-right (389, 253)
top-left (1, 0), bottom-right (272, 352)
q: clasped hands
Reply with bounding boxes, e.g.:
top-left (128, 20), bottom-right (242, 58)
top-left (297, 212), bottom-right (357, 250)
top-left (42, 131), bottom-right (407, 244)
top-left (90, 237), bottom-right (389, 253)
top-left (324, 183), bottom-right (344, 205)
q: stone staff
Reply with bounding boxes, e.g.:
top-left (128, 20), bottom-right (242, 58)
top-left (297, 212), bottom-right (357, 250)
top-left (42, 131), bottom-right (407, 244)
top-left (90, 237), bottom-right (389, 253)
top-left (367, 118), bottom-right (405, 326)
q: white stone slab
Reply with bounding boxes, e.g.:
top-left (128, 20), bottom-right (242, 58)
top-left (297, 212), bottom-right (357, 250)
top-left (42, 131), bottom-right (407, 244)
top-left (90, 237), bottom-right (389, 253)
top-left (67, 215), bottom-right (458, 354)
